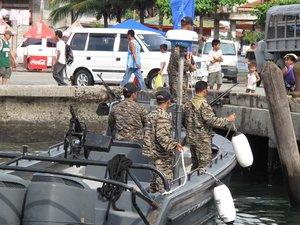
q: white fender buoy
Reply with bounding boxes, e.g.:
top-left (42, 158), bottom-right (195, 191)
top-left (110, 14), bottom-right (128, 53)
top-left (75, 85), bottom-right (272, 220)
top-left (213, 183), bottom-right (236, 224)
top-left (232, 132), bottom-right (253, 168)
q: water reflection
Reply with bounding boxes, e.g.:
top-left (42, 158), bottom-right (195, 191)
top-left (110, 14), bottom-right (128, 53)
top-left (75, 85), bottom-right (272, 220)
top-left (0, 141), bottom-right (57, 152)
top-left (226, 170), bottom-right (300, 225)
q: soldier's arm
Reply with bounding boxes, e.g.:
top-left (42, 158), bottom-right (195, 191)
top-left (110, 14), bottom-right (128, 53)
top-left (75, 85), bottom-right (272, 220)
top-left (201, 102), bottom-right (229, 128)
top-left (107, 111), bottom-right (116, 136)
top-left (183, 56), bottom-right (192, 72)
top-left (141, 106), bottom-right (149, 127)
top-left (155, 116), bottom-right (178, 151)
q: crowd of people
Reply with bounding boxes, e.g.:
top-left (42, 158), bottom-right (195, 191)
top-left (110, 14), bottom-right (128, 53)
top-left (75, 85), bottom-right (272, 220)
top-left (246, 42), bottom-right (299, 94)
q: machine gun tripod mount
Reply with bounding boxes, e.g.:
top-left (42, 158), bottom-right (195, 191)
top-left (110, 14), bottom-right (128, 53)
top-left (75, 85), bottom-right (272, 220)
top-left (63, 105), bottom-right (87, 159)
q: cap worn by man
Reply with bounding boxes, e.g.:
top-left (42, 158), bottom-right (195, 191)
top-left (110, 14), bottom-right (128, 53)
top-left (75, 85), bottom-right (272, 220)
top-left (123, 82), bottom-right (141, 95)
top-left (156, 90), bottom-right (172, 103)
top-left (4, 30), bottom-right (13, 36)
top-left (181, 16), bottom-right (194, 26)
top-left (284, 53), bottom-right (298, 61)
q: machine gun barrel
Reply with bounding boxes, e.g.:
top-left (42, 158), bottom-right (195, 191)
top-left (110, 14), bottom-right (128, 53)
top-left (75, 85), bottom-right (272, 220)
top-left (97, 73), bottom-right (122, 102)
top-left (209, 83), bottom-right (239, 106)
top-left (69, 105), bottom-right (84, 132)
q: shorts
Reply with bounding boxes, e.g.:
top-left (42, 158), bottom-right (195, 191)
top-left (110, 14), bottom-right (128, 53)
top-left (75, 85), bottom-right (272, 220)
top-left (208, 71), bottom-right (222, 87)
top-left (0, 67), bottom-right (12, 79)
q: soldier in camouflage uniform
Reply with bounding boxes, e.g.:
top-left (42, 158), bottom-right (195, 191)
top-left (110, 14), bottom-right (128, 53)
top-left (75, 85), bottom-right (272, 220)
top-left (143, 90), bottom-right (183, 192)
top-left (108, 82), bottom-right (148, 143)
top-left (167, 16), bottom-right (196, 104)
top-left (184, 81), bottom-right (236, 170)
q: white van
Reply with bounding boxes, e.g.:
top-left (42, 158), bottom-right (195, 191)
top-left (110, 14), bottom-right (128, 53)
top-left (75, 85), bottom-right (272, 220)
top-left (201, 40), bottom-right (238, 83)
top-left (16, 38), bottom-right (57, 67)
top-left (66, 28), bottom-right (202, 88)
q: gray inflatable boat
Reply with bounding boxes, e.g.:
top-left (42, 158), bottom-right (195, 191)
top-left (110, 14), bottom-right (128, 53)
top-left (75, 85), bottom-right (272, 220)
top-left (0, 99), bottom-right (237, 225)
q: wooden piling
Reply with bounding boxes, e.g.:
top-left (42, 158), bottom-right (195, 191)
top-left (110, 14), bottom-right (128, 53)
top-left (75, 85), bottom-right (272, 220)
top-left (292, 61), bottom-right (300, 97)
top-left (261, 61), bottom-right (300, 207)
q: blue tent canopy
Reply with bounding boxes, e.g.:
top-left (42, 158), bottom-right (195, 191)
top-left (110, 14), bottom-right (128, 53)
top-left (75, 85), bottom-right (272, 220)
top-left (112, 19), bottom-right (165, 36)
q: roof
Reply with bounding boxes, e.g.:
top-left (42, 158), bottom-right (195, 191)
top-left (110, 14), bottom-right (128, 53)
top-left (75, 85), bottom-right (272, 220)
top-left (238, 0), bottom-right (261, 12)
top-left (111, 19), bottom-right (165, 36)
top-left (266, 4), bottom-right (300, 29)
top-left (240, 0), bottom-right (262, 8)
top-left (23, 19), bottom-right (55, 39)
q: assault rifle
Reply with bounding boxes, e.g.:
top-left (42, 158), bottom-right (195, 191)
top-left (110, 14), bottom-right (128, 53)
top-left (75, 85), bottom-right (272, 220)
top-left (96, 73), bottom-right (122, 116)
top-left (209, 82), bottom-right (239, 106)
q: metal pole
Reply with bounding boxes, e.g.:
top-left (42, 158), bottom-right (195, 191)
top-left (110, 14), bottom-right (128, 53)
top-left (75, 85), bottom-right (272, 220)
top-left (174, 46), bottom-right (186, 179)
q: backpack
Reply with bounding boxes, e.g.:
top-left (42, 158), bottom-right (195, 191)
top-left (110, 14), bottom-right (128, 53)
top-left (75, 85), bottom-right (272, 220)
top-left (65, 44), bottom-right (74, 65)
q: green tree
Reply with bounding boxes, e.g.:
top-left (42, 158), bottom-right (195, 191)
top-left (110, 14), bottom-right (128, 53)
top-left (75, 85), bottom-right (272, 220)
top-left (195, 0), bottom-right (247, 35)
top-left (129, 0), bottom-right (156, 24)
top-left (243, 31), bottom-right (264, 44)
top-left (253, 0), bottom-right (300, 26)
top-left (155, 0), bottom-right (171, 30)
top-left (49, 0), bottom-right (114, 28)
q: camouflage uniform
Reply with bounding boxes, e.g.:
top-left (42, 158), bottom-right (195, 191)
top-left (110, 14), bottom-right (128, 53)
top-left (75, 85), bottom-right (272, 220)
top-left (184, 95), bottom-right (229, 169)
top-left (167, 46), bottom-right (194, 104)
top-left (108, 99), bottom-right (148, 143)
top-left (143, 107), bottom-right (178, 192)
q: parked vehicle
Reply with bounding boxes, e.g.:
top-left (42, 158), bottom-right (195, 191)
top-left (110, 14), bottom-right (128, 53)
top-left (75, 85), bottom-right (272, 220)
top-left (16, 38), bottom-right (57, 67)
top-left (201, 40), bottom-right (238, 83)
top-left (255, 4), bottom-right (300, 72)
top-left (66, 28), bottom-right (202, 88)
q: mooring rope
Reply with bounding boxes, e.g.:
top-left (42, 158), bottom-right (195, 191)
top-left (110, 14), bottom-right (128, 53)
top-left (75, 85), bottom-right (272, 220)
top-left (162, 121), bottom-right (235, 195)
top-left (162, 150), bottom-right (187, 195)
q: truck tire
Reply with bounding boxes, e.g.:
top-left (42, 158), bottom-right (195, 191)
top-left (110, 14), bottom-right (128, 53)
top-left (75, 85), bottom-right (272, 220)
top-left (147, 70), bottom-right (159, 89)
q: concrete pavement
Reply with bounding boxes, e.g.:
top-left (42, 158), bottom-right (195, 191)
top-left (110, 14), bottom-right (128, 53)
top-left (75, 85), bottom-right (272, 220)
top-left (7, 68), bottom-right (265, 95)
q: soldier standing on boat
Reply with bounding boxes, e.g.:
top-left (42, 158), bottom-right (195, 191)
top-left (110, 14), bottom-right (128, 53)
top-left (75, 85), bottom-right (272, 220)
top-left (108, 82), bottom-right (148, 143)
top-left (167, 16), bottom-right (196, 104)
top-left (143, 90), bottom-right (183, 192)
top-left (184, 81), bottom-right (236, 170)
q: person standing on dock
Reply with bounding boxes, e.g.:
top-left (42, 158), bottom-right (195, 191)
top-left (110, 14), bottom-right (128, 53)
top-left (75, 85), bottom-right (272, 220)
top-left (143, 90), bottom-right (183, 192)
top-left (108, 82), bottom-right (148, 143)
top-left (0, 30), bottom-right (17, 86)
top-left (207, 39), bottom-right (223, 90)
top-left (282, 53), bottom-right (297, 93)
top-left (245, 62), bottom-right (260, 94)
top-left (53, 30), bottom-right (67, 86)
top-left (184, 81), bottom-right (236, 170)
top-left (120, 29), bottom-right (145, 89)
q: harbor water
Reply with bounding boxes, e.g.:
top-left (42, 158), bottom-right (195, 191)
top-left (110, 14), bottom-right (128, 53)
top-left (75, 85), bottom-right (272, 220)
top-left (225, 170), bottom-right (300, 225)
top-left (1, 142), bottom-right (300, 225)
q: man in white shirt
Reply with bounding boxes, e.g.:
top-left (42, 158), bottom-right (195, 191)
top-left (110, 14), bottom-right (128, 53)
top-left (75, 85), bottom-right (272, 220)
top-left (207, 39), bottom-right (223, 90)
top-left (53, 30), bottom-right (67, 86)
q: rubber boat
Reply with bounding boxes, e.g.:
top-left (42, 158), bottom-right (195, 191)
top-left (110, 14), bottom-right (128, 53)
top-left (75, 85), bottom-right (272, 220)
top-left (0, 98), bottom-right (237, 225)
